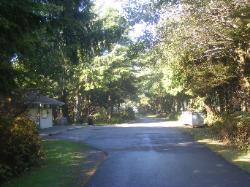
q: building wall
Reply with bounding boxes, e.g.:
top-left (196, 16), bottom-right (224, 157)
top-left (40, 108), bottom-right (53, 129)
top-left (28, 107), bottom-right (53, 129)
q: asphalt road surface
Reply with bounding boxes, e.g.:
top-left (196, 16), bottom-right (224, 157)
top-left (50, 117), bottom-right (250, 187)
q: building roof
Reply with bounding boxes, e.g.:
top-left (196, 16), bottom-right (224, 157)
top-left (27, 93), bottom-right (64, 106)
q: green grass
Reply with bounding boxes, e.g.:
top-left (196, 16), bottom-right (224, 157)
top-left (94, 117), bottom-right (136, 125)
top-left (145, 114), bottom-right (158, 118)
top-left (181, 127), bottom-right (250, 173)
top-left (145, 113), bottom-right (181, 120)
top-left (3, 140), bottom-right (90, 187)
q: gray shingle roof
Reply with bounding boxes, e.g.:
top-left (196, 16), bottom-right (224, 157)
top-left (27, 93), bottom-right (64, 106)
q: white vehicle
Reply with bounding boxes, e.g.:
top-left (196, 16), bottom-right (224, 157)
top-left (180, 111), bottom-right (204, 127)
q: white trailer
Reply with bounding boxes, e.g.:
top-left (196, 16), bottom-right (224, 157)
top-left (180, 111), bottom-right (204, 127)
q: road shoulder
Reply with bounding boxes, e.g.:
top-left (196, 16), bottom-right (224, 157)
top-left (2, 140), bottom-right (106, 187)
top-left (179, 127), bottom-right (250, 173)
top-left (74, 149), bottom-right (107, 187)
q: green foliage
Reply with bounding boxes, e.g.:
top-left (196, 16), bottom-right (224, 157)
top-left (94, 113), bottom-right (124, 124)
top-left (204, 111), bottom-right (250, 150)
top-left (123, 107), bottom-right (136, 120)
top-left (138, 0), bottom-right (250, 116)
top-left (94, 107), bottom-right (135, 124)
top-left (2, 140), bottom-right (90, 187)
top-left (0, 0), bottom-right (44, 94)
top-left (167, 112), bottom-right (182, 121)
top-left (1, 0), bottom-right (248, 163)
top-left (205, 113), bottom-right (224, 127)
top-left (66, 43), bottom-right (138, 122)
top-left (188, 97), bottom-right (206, 112)
top-left (212, 112), bottom-right (250, 150)
top-left (0, 0), bottom-right (45, 60)
top-left (0, 0), bottom-right (137, 124)
top-left (0, 116), bottom-right (42, 183)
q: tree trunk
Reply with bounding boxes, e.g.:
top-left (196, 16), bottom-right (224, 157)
top-left (237, 48), bottom-right (250, 112)
top-left (61, 89), bottom-right (70, 122)
top-left (204, 96), bottom-right (217, 115)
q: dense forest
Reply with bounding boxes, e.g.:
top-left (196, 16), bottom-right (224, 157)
top-left (132, 0), bottom-right (250, 116)
top-left (0, 0), bottom-right (139, 124)
top-left (0, 0), bottom-right (249, 183)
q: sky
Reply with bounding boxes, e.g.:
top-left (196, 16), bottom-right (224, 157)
top-left (93, 0), bottom-right (181, 42)
top-left (94, 0), bottom-right (125, 14)
top-left (94, 0), bottom-right (147, 40)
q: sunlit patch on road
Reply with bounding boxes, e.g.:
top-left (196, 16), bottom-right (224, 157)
top-left (115, 121), bottom-right (184, 128)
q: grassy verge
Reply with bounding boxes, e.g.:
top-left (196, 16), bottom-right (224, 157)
top-left (3, 140), bottom-right (91, 187)
top-left (145, 113), bottom-right (181, 120)
top-left (94, 117), bottom-right (137, 126)
top-left (145, 114), bottom-right (158, 118)
top-left (181, 127), bottom-right (250, 172)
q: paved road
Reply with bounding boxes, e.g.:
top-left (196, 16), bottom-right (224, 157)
top-left (50, 118), bottom-right (250, 187)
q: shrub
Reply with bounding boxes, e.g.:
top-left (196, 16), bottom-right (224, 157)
top-left (207, 112), bottom-right (250, 150)
top-left (220, 112), bottom-right (250, 149)
top-left (205, 112), bottom-right (224, 127)
top-left (0, 116), bottom-right (43, 183)
top-left (122, 107), bottom-right (135, 120)
top-left (93, 112), bottom-right (109, 124)
top-left (93, 107), bottom-right (135, 124)
top-left (167, 112), bottom-right (181, 121)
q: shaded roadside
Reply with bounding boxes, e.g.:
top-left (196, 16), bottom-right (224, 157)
top-left (74, 149), bottom-right (107, 187)
top-left (179, 127), bottom-right (250, 173)
top-left (42, 131), bottom-right (108, 187)
top-left (2, 140), bottom-right (107, 187)
top-left (39, 125), bottom-right (84, 137)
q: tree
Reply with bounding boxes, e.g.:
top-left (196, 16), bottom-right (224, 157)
top-left (154, 0), bottom-right (250, 113)
top-left (5, 2), bottom-right (131, 122)
top-left (0, 0), bottom-right (56, 94)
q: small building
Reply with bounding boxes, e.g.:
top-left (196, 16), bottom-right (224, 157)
top-left (27, 94), bottom-right (64, 129)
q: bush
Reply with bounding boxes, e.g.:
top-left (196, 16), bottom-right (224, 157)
top-left (0, 116), bottom-right (43, 183)
top-left (220, 112), bottom-right (250, 149)
top-left (167, 112), bottom-right (181, 121)
top-left (204, 112), bottom-right (223, 127)
top-left (122, 107), bottom-right (135, 120)
top-left (207, 112), bottom-right (250, 150)
top-left (93, 107), bottom-right (135, 124)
